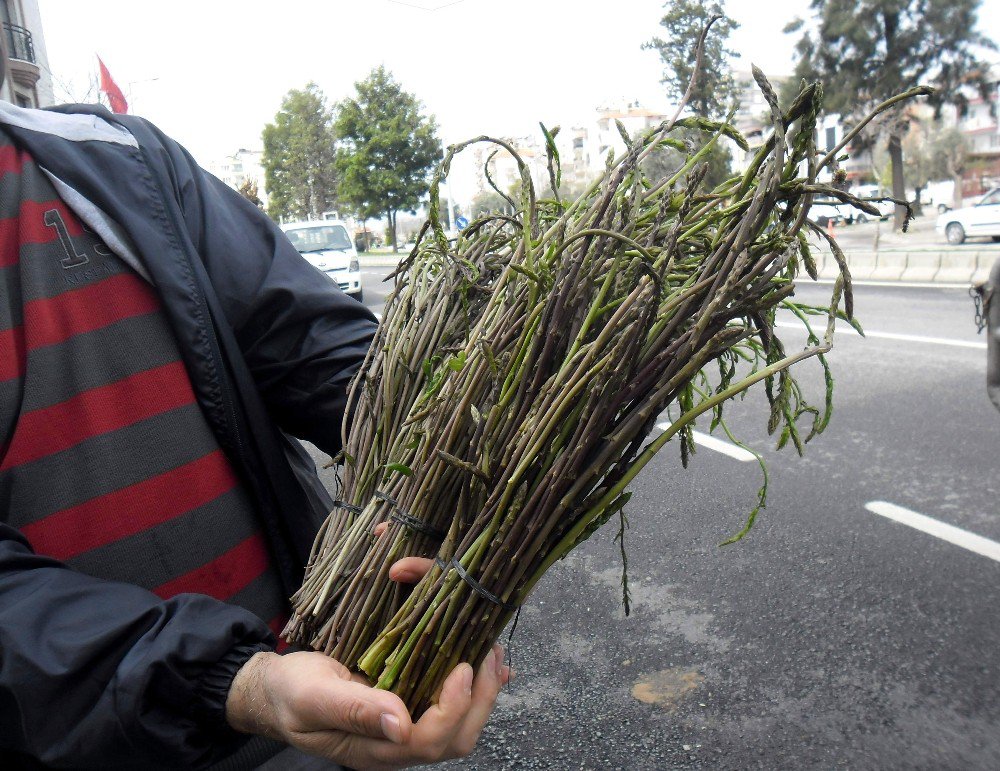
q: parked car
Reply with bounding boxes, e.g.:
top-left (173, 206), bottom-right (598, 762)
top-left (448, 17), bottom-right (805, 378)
top-left (935, 187), bottom-right (1000, 245)
top-left (965, 191), bottom-right (988, 208)
top-left (848, 184), bottom-right (895, 222)
top-left (811, 186), bottom-right (894, 226)
top-left (810, 197), bottom-right (853, 227)
top-left (280, 219), bottom-right (364, 301)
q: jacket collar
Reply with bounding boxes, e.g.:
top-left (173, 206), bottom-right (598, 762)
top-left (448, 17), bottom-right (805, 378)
top-left (0, 100), bottom-right (137, 146)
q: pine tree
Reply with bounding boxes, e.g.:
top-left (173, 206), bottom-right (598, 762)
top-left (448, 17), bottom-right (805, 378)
top-left (643, 0), bottom-right (739, 117)
top-left (786, 0), bottom-right (996, 229)
top-left (642, 1), bottom-right (738, 190)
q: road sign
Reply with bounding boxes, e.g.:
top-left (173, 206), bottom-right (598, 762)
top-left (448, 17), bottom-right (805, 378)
top-left (455, 215), bottom-right (469, 230)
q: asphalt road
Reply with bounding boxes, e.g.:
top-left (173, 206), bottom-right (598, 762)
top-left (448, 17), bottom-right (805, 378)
top-left (307, 270), bottom-right (1000, 769)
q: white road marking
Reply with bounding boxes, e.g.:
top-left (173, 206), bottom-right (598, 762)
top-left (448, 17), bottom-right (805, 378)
top-left (654, 424), bottom-right (757, 462)
top-left (865, 501), bottom-right (1000, 564)
top-left (774, 320), bottom-right (986, 350)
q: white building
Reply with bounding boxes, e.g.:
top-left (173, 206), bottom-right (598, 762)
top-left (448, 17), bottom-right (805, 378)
top-left (730, 70), bottom-right (875, 186)
top-left (0, 0), bottom-right (53, 108)
top-left (471, 101), bottom-right (670, 205)
top-left (207, 148), bottom-right (269, 209)
top-left (588, 101), bottom-right (670, 167)
top-left (471, 134), bottom-right (547, 206)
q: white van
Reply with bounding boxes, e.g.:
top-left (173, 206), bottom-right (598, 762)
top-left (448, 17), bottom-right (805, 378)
top-left (280, 219), bottom-right (364, 301)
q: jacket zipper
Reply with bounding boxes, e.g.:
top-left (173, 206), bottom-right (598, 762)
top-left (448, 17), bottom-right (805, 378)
top-left (133, 143), bottom-right (248, 466)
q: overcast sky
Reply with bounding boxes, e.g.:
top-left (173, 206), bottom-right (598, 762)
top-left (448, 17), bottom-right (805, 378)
top-left (35, 0), bottom-right (1000, 205)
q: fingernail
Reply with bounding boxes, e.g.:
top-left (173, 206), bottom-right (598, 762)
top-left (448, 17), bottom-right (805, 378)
top-left (462, 663), bottom-right (474, 696)
top-left (493, 645), bottom-right (504, 677)
top-left (380, 713), bottom-right (403, 744)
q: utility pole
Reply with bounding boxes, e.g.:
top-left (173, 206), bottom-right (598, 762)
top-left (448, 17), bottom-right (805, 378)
top-left (126, 77), bottom-right (159, 115)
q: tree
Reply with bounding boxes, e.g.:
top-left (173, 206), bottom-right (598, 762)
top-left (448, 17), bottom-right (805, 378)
top-left (642, 2), bottom-right (737, 193)
top-left (930, 127), bottom-right (970, 210)
top-left (262, 83), bottom-right (338, 221)
top-left (786, 0), bottom-right (997, 229)
top-left (237, 178), bottom-right (263, 209)
top-left (897, 122), bottom-right (971, 209)
top-left (335, 66), bottom-right (441, 252)
top-left (899, 116), bottom-right (970, 213)
top-left (641, 133), bottom-right (734, 192)
top-left (897, 117), bottom-right (936, 214)
top-left (643, 1), bottom-right (739, 118)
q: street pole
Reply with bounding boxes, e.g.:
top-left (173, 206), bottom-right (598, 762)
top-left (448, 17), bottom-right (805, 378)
top-left (126, 77), bottom-right (159, 115)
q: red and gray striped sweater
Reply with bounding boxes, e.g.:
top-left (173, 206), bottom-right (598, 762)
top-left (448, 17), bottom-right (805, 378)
top-left (0, 133), bottom-right (289, 635)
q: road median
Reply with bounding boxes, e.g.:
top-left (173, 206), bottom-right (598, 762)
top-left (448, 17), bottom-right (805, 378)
top-left (364, 248), bottom-right (1000, 285)
top-left (815, 247), bottom-right (999, 285)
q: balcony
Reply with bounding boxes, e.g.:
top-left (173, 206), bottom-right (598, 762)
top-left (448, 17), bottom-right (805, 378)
top-left (3, 22), bottom-right (40, 92)
top-left (3, 22), bottom-right (34, 64)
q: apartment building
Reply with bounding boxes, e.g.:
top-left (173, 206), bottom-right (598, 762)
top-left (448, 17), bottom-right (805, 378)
top-left (207, 148), bottom-right (269, 209)
top-left (956, 63), bottom-right (1000, 195)
top-left (732, 69), bottom-right (884, 186)
top-left (0, 0), bottom-right (52, 108)
top-left (471, 134), bottom-right (547, 205)
top-left (472, 101), bottom-right (670, 204)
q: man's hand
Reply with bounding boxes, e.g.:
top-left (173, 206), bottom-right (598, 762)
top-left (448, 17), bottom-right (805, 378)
top-left (226, 645), bottom-right (509, 770)
top-left (373, 521), bottom-right (433, 585)
top-left (227, 529), bottom-right (510, 768)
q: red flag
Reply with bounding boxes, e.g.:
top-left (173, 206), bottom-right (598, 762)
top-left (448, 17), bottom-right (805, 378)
top-left (97, 56), bottom-right (128, 114)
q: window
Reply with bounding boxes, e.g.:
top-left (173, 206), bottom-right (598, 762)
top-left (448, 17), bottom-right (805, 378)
top-left (572, 137), bottom-right (584, 149)
top-left (284, 224), bottom-right (353, 252)
top-left (14, 93), bottom-right (31, 108)
top-left (980, 190), bottom-right (1000, 207)
top-left (825, 126), bottom-right (836, 152)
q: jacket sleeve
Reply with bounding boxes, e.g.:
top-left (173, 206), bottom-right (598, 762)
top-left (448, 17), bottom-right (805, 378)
top-left (0, 524), bottom-right (274, 769)
top-left (142, 123), bottom-right (378, 457)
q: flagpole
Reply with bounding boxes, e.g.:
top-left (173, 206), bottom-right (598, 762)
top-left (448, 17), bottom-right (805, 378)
top-left (127, 77), bottom-right (158, 116)
top-left (94, 54), bottom-right (104, 108)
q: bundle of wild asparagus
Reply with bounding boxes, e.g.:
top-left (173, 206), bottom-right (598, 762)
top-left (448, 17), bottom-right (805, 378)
top-left (284, 59), bottom-right (926, 714)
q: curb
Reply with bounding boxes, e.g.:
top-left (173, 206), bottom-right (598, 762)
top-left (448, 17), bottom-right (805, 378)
top-left (359, 255), bottom-right (406, 267)
top-left (363, 250), bottom-right (1000, 285)
top-left (814, 248), bottom-right (999, 286)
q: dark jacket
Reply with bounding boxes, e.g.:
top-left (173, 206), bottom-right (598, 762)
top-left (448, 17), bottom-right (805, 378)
top-left (0, 102), bottom-right (377, 769)
top-left (984, 257), bottom-right (1000, 412)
